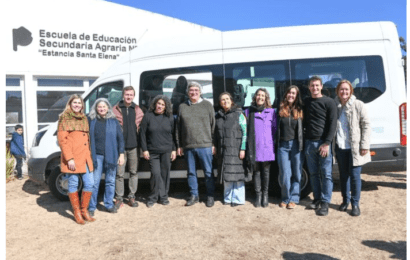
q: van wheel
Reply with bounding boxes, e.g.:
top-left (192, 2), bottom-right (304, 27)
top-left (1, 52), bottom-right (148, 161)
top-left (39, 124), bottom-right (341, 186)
top-left (48, 166), bottom-right (83, 201)
top-left (299, 167), bottom-right (311, 199)
top-left (270, 165), bottom-right (311, 199)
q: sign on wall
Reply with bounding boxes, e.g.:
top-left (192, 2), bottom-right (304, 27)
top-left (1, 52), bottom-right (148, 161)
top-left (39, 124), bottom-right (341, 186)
top-left (13, 26), bottom-right (138, 60)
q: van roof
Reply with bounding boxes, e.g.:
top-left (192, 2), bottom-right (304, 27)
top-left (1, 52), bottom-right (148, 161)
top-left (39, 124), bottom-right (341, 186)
top-left (95, 21), bottom-right (398, 85)
top-left (129, 21), bottom-right (395, 62)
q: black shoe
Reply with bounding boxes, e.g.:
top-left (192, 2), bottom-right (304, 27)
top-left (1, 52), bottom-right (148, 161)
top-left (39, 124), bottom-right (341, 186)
top-left (254, 193), bottom-right (262, 208)
top-left (146, 201), bottom-right (155, 208)
top-left (106, 207), bottom-right (117, 213)
top-left (160, 199), bottom-right (170, 206)
top-left (307, 200), bottom-right (321, 210)
top-left (114, 199), bottom-right (123, 210)
top-left (317, 202), bottom-right (329, 216)
top-left (89, 210), bottom-right (95, 217)
top-left (206, 196), bottom-right (215, 207)
top-left (351, 205), bottom-right (361, 216)
top-left (185, 195), bottom-right (199, 206)
top-left (128, 198), bottom-right (139, 207)
top-left (231, 203), bottom-right (241, 207)
top-left (262, 192), bottom-right (269, 208)
top-left (339, 202), bottom-right (349, 212)
top-left (223, 201), bottom-right (230, 206)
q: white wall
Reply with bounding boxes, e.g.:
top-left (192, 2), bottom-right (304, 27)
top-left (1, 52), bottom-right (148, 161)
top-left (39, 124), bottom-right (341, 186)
top-left (6, 0), bottom-right (218, 75)
top-left (4, 0), bottom-right (220, 151)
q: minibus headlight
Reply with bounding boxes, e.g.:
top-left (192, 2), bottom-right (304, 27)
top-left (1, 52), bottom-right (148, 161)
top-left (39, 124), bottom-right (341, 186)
top-left (32, 130), bottom-right (46, 147)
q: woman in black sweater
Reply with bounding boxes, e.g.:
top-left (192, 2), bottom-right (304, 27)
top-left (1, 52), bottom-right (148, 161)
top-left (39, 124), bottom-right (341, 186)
top-left (140, 95), bottom-right (176, 207)
top-left (277, 86), bottom-right (304, 209)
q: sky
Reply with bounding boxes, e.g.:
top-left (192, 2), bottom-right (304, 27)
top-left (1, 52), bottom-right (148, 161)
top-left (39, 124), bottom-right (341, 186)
top-left (107, 0), bottom-right (407, 41)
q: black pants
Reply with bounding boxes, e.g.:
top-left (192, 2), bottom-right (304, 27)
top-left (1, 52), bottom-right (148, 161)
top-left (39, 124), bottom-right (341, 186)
top-left (148, 152), bottom-right (171, 202)
top-left (254, 161), bottom-right (271, 193)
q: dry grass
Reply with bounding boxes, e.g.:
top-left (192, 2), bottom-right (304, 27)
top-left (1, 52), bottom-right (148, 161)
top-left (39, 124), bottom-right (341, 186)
top-left (6, 170), bottom-right (406, 260)
top-left (6, 149), bottom-right (16, 182)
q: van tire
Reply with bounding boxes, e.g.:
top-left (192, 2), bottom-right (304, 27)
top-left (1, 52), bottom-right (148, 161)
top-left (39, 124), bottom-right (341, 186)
top-left (299, 167), bottom-right (312, 199)
top-left (48, 166), bottom-right (83, 201)
top-left (270, 165), bottom-right (311, 199)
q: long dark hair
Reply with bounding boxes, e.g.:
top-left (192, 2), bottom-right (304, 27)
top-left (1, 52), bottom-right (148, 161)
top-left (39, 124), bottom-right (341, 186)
top-left (279, 85), bottom-right (303, 119)
top-left (148, 95), bottom-right (172, 117)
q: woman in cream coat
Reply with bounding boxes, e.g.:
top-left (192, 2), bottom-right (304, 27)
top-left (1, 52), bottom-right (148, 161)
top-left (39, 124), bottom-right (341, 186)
top-left (334, 80), bottom-right (371, 217)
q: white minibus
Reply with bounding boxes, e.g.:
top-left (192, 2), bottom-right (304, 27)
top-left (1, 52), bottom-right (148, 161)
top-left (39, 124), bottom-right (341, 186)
top-left (28, 21), bottom-right (407, 201)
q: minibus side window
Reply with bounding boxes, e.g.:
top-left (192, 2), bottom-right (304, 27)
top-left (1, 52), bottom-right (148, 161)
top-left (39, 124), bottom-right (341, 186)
top-left (139, 65), bottom-right (224, 172)
top-left (37, 91), bottom-right (84, 124)
top-left (84, 81), bottom-right (124, 114)
top-left (224, 61), bottom-right (290, 109)
top-left (290, 56), bottom-right (386, 103)
top-left (139, 65), bottom-right (224, 115)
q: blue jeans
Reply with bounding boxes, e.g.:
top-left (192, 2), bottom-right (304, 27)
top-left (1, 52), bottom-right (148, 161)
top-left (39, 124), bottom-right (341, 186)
top-left (14, 155), bottom-right (23, 178)
top-left (184, 147), bottom-right (215, 197)
top-left (89, 155), bottom-right (116, 211)
top-left (67, 165), bottom-right (93, 193)
top-left (304, 140), bottom-right (333, 203)
top-left (224, 181), bottom-right (245, 204)
top-left (335, 146), bottom-right (362, 206)
top-left (278, 140), bottom-right (302, 204)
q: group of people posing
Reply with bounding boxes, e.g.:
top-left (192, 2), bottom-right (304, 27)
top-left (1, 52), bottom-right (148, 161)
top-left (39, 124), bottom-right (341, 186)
top-left (57, 75), bottom-right (370, 225)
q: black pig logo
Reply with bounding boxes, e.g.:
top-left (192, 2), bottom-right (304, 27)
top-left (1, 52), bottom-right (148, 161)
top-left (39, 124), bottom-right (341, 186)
top-left (13, 27), bottom-right (33, 51)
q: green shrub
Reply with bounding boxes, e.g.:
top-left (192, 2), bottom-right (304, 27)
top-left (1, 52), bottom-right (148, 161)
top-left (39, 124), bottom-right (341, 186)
top-left (6, 149), bottom-right (15, 180)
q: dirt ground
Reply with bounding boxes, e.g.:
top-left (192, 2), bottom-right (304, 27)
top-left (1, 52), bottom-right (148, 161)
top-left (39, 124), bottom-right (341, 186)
top-left (6, 170), bottom-right (406, 260)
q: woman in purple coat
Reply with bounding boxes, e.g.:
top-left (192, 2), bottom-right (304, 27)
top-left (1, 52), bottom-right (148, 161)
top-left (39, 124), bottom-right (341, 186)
top-left (244, 88), bottom-right (277, 208)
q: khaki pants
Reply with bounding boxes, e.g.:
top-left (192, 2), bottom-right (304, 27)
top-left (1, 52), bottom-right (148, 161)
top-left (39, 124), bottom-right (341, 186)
top-left (115, 148), bottom-right (139, 200)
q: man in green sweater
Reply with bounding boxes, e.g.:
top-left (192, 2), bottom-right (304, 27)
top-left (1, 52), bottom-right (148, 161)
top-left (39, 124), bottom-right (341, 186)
top-left (176, 82), bottom-right (216, 207)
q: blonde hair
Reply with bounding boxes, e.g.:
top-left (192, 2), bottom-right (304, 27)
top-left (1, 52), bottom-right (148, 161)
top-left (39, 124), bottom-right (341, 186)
top-left (336, 79), bottom-right (354, 97)
top-left (61, 94), bottom-right (85, 115)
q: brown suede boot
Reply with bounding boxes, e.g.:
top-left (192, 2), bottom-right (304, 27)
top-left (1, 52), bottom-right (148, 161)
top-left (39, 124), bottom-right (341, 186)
top-left (81, 191), bottom-right (96, 222)
top-left (68, 192), bottom-right (86, 225)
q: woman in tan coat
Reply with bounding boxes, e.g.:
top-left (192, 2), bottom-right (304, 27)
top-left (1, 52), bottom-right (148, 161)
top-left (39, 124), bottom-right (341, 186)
top-left (57, 94), bottom-right (95, 224)
top-left (334, 80), bottom-right (371, 217)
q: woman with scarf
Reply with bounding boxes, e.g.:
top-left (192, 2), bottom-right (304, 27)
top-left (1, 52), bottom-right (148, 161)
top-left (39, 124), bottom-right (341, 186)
top-left (334, 80), bottom-right (371, 216)
top-left (88, 98), bottom-right (125, 216)
top-left (277, 86), bottom-right (304, 209)
top-left (215, 92), bottom-right (247, 207)
top-left (57, 94), bottom-right (95, 225)
top-left (244, 88), bottom-right (277, 208)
